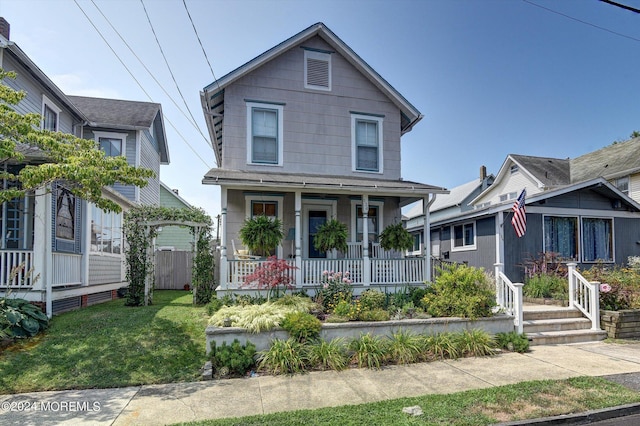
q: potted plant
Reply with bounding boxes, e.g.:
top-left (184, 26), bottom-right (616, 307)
top-left (379, 222), bottom-right (414, 255)
top-left (314, 218), bottom-right (348, 255)
top-left (239, 215), bottom-right (284, 256)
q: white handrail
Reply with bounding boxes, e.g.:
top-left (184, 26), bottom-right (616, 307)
top-left (494, 263), bottom-right (524, 333)
top-left (567, 263), bottom-right (601, 330)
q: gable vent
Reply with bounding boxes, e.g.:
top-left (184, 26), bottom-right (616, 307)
top-left (307, 58), bottom-right (329, 87)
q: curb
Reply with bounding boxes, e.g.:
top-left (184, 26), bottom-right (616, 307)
top-left (495, 402), bottom-right (640, 425)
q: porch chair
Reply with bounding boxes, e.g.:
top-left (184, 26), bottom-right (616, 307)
top-left (231, 239), bottom-right (260, 260)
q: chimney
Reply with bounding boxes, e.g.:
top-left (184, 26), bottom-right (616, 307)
top-left (0, 18), bottom-right (9, 40)
top-left (479, 165), bottom-right (487, 181)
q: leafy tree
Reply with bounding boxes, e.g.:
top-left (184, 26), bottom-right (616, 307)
top-left (0, 68), bottom-right (154, 212)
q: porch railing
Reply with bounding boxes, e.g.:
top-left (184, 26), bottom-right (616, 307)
top-left (370, 257), bottom-right (424, 285)
top-left (301, 258), bottom-right (364, 286)
top-left (52, 253), bottom-right (82, 287)
top-left (494, 263), bottom-right (523, 333)
top-left (227, 258), bottom-right (297, 289)
top-left (567, 262), bottom-right (600, 330)
top-left (0, 250), bottom-right (34, 288)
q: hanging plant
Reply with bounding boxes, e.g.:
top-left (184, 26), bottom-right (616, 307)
top-left (379, 222), bottom-right (414, 252)
top-left (239, 215), bottom-right (284, 256)
top-left (313, 219), bottom-right (348, 254)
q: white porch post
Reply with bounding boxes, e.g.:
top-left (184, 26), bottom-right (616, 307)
top-left (362, 194), bottom-right (370, 286)
top-left (494, 262), bottom-right (504, 307)
top-left (423, 196), bottom-right (430, 283)
top-left (33, 188), bottom-right (52, 317)
top-left (294, 191), bottom-right (302, 288)
top-left (567, 262), bottom-right (576, 309)
top-left (219, 187), bottom-right (228, 291)
top-left (495, 212), bottom-right (504, 265)
top-left (82, 202), bottom-right (90, 287)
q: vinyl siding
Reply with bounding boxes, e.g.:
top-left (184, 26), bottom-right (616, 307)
top-left (89, 254), bottom-right (123, 285)
top-left (139, 130), bottom-right (161, 206)
top-left (222, 36), bottom-right (402, 179)
top-left (433, 216), bottom-right (496, 272)
top-left (156, 185), bottom-right (194, 251)
top-left (629, 173), bottom-right (640, 205)
top-left (473, 162), bottom-right (541, 207)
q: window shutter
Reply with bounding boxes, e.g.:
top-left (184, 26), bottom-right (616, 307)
top-left (74, 199), bottom-right (83, 253)
top-left (306, 58), bottom-right (329, 88)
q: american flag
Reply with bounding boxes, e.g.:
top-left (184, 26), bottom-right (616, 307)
top-left (511, 189), bottom-right (526, 238)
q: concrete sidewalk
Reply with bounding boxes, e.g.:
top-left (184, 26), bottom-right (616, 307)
top-left (2, 341), bottom-right (640, 425)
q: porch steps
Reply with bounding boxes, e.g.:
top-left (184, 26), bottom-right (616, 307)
top-left (523, 307), bottom-right (607, 346)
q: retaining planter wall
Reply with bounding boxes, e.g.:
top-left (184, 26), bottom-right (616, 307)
top-left (205, 314), bottom-right (515, 353)
top-left (600, 309), bottom-right (640, 339)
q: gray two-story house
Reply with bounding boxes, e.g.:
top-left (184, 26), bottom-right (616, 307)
top-left (200, 23), bottom-right (446, 294)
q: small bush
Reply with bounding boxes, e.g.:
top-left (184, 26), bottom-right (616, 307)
top-left (349, 333), bottom-right (387, 369)
top-left (423, 332), bottom-right (459, 360)
top-left (409, 286), bottom-right (429, 307)
top-left (307, 338), bottom-right (349, 371)
top-left (258, 338), bottom-right (308, 375)
top-left (358, 308), bottom-right (390, 322)
top-left (333, 300), bottom-right (359, 320)
top-left (206, 298), bottom-right (225, 315)
top-left (0, 298), bottom-right (49, 339)
top-left (316, 271), bottom-right (353, 313)
top-left (421, 264), bottom-right (496, 319)
top-left (386, 330), bottom-right (423, 365)
top-left (524, 274), bottom-right (567, 300)
top-left (281, 311), bottom-right (322, 342)
top-left (455, 329), bottom-right (495, 357)
top-left (359, 289), bottom-right (385, 311)
top-left (209, 302), bottom-right (301, 333)
top-left (495, 331), bottom-right (530, 353)
top-left (211, 339), bottom-right (256, 378)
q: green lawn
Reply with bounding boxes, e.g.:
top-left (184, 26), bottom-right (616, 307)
top-left (179, 376), bottom-right (640, 426)
top-left (0, 290), bottom-right (209, 394)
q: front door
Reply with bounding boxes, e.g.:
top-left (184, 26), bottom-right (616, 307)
top-left (308, 210), bottom-right (327, 258)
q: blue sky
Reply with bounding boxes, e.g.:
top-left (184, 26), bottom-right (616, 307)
top-left (1, 0), bottom-right (639, 219)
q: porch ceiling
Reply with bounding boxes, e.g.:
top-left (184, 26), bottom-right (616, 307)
top-left (202, 169), bottom-right (447, 205)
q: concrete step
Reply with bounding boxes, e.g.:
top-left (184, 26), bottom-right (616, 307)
top-left (523, 317), bottom-right (592, 333)
top-left (523, 308), bottom-right (583, 321)
top-left (527, 329), bottom-right (607, 346)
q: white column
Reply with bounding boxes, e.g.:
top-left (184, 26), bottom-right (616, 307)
top-left (362, 195), bottom-right (370, 286)
top-left (219, 187), bottom-right (228, 290)
top-left (82, 202), bottom-right (90, 287)
top-left (567, 262), bottom-right (576, 309)
top-left (294, 191), bottom-right (302, 288)
top-left (495, 212), bottom-right (504, 265)
top-left (423, 196), bottom-right (430, 283)
top-left (32, 188), bottom-right (48, 293)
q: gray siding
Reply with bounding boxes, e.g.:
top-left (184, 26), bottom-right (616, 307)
top-left (222, 36), bottom-right (402, 179)
top-left (139, 130), bottom-right (161, 205)
top-left (614, 217), bottom-right (640, 264)
top-left (435, 217), bottom-right (496, 272)
top-left (89, 255), bottom-right (123, 285)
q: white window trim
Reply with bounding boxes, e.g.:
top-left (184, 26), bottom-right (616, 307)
top-left (351, 114), bottom-right (384, 174)
top-left (89, 204), bottom-right (123, 257)
top-left (542, 214), bottom-right (579, 262)
top-left (41, 95), bottom-right (61, 131)
top-left (246, 102), bottom-right (284, 167)
top-left (304, 50), bottom-right (331, 91)
top-left (93, 131), bottom-right (128, 158)
top-left (349, 200), bottom-right (384, 242)
top-left (302, 199), bottom-right (338, 258)
top-left (451, 221), bottom-right (477, 252)
top-left (244, 194), bottom-right (284, 258)
top-left (580, 216), bottom-right (615, 263)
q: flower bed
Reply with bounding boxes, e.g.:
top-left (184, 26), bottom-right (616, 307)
top-left (205, 315), bottom-right (514, 353)
top-left (600, 309), bottom-right (640, 339)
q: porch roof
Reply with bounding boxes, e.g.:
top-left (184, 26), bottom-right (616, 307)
top-left (203, 169), bottom-right (447, 205)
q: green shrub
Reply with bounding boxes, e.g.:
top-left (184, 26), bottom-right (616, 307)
top-left (206, 298), bottom-right (225, 315)
top-left (409, 286), bottom-right (429, 307)
top-left (209, 302), bottom-right (303, 333)
top-left (386, 330), bottom-right (423, 365)
top-left (281, 311), bottom-right (322, 342)
top-left (524, 274), bottom-right (567, 300)
top-left (324, 314), bottom-right (350, 323)
top-left (258, 338), bottom-right (308, 375)
top-left (348, 333), bottom-right (387, 369)
top-left (0, 298), bottom-right (49, 338)
top-left (421, 264), bottom-right (496, 319)
top-left (306, 338), bottom-right (349, 371)
top-left (359, 289), bottom-right (385, 311)
top-left (495, 331), bottom-right (530, 353)
top-left (455, 329), bottom-right (495, 357)
top-left (333, 300), bottom-right (357, 319)
top-left (357, 308), bottom-right (390, 322)
top-left (211, 339), bottom-right (256, 378)
top-left (316, 271), bottom-right (353, 313)
top-left (423, 332), bottom-right (459, 360)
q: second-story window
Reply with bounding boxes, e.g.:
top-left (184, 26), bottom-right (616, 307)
top-left (351, 113), bottom-right (383, 173)
top-left (42, 95), bottom-right (60, 131)
top-left (246, 102), bottom-right (284, 166)
top-left (94, 131), bottom-right (127, 158)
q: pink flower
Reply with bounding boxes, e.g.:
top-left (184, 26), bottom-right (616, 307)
top-left (322, 270), bottom-right (329, 276)
top-left (323, 283), bottom-right (329, 289)
top-left (600, 283), bottom-right (612, 293)
top-left (344, 271), bottom-right (350, 277)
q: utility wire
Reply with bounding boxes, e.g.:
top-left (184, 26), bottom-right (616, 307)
top-left (139, 0), bottom-right (210, 146)
top-left (522, 0), bottom-right (640, 43)
top-left (599, 0), bottom-right (640, 14)
top-left (90, 0), bottom-right (209, 143)
top-left (182, 0), bottom-right (218, 83)
top-left (73, 0), bottom-right (212, 169)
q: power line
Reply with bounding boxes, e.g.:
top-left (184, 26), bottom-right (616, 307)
top-left (522, 0), bottom-right (640, 43)
top-left (139, 0), bottom-right (210, 147)
top-left (600, 0), bottom-right (640, 14)
top-left (73, 0), bottom-right (212, 169)
top-left (182, 0), bottom-right (218, 82)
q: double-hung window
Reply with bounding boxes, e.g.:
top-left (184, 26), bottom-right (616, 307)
top-left (452, 222), bottom-right (475, 251)
top-left (42, 95), bottom-right (60, 131)
top-left (246, 102), bottom-right (284, 166)
top-left (94, 131), bottom-right (127, 158)
top-left (251, 201), bottom-right (277, 220)
top-left (91, 206), bottom-right (122, 254)
top-left (352, 114), bottom-right (383, 173)
top-left (582, 217), bottom-right (613, 262)
top-left (543, 216), bottom-right (578, 260)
